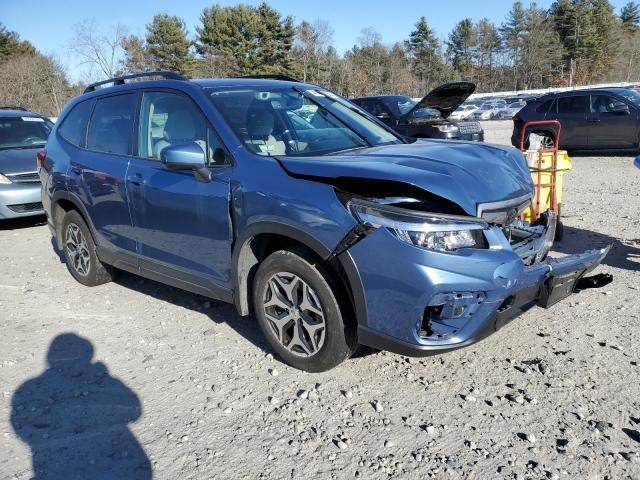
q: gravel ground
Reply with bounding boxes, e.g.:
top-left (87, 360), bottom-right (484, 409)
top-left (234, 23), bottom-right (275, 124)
top-left (1, 121), bottom-right (639, 480)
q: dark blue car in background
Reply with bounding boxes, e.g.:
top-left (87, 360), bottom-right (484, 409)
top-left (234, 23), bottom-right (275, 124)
top-left (39, 72), bottom-right (610, 371)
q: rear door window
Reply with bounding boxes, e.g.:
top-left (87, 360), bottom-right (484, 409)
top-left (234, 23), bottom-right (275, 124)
top-left (557, 96), bottom-right (587, 115)
top-left (87, 94), bottom-right (137, 156)
top-left (58, 100), bottom-right (94, 147)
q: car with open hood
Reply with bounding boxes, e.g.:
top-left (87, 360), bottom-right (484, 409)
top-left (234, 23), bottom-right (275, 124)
top-left (351, 82), bottom-right (484, 142)
top-left (39, 72), bottom-right (611, 372)
top-left (0, 107), bottom-right (53, 220)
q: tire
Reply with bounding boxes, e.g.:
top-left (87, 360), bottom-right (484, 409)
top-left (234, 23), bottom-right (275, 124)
top-left (61, 210), bottom-right (115, 286)
top-left (253, 248), bottom-right (357, 372)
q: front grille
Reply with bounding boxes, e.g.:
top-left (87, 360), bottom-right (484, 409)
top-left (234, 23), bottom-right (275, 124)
top-left (457, 121), bottom-right (482, 134)
top-left (477, 194), bottom-right (532, 226)
top-left (7, 202), bottom-right (43, 213)
top-left (7, 172), bottom-right (40, 184)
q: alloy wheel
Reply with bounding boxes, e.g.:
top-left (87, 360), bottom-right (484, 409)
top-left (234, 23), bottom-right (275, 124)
top-left (65, 223), bottom-right (91, 276)
top-left (262, 272), bottom-right (326, 357)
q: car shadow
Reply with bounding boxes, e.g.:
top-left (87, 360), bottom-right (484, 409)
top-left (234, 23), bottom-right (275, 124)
top-left (0, 214), bottom-right (46, 230)
top-left (552, 225), bottom-right (639, 272)
top-left (113, 271), bottom-right (273, 353)
top-left (10, 333), bottom-right (152, 479)
top-left (113, 271), bottom-right (380, 361)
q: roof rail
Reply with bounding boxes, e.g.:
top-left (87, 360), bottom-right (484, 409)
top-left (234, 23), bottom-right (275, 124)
top-left (83, 71), bottom-right (187, 94)
top-left (0, 106), bottom-right (28, 111)
top-left (236, 74), bottom-right (300, 82)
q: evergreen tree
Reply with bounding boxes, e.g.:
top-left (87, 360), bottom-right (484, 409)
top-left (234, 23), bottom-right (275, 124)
top-left (500, 2), bottom-right (527, 89)
top-left (195, 2), bottom-right (295, 76)
top-left (0, 23), bottom-right (36, 64)
top-left (407, 17), bottom-right (444, 89)
top-left (145, 14), bottom-right (194, 75)
top-left (446, 19), bottom-right (475, 76)
top-left (620, 2), bottom-right (640, 30)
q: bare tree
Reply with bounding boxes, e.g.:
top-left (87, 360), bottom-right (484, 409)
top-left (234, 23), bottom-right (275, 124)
top-left (69, 20), bottom-right (127, 80)
top-left (0, 54), bottom-right (74, 116)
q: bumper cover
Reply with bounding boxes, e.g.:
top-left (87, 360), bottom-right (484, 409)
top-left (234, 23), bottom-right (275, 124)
top-left (358, 239), bottom-right (611, 357)
top-left (0, 183), bottom-right (44, 219)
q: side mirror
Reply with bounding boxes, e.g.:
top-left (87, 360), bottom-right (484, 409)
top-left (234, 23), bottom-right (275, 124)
top-left (160, 142), bottom-right (211, 182)
top-left (161, 142), bottom-right (206, 169)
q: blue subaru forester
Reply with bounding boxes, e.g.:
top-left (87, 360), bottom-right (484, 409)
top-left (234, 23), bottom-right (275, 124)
top-left (39, 72), bottom-right (610, 371)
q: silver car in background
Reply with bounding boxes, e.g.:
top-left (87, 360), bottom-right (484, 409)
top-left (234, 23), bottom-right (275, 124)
top-left (498, 100), bottom-right (527, 120)
top-left (0, 108), bottom-right (53, 220)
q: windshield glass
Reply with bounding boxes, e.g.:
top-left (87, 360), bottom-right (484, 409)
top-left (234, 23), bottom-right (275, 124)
top-left (206, 86), bottom-right (401, 156)
top-left (392, 96), bottom-right (441, 118)
top-left (0, 116), bottom-right (53, 150)
top-left (619, 89), bottom-right (640, 107)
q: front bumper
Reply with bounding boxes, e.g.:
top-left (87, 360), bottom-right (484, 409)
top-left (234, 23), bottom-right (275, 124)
top-left (347, 226), bottom-right (610, 357)
top-left (0, 183), bottom-right (44, 219)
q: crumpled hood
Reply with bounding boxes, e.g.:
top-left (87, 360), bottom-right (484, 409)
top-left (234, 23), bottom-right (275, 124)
top-left (277, 140), bottom-right (533, 216)
top-left (0, 148), bottom-right (39, 174)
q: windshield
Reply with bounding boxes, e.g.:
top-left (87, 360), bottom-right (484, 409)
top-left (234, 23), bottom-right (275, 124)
top-left (206, 86), bottom-right (402, 157)
top-left (619, 89), bottom-right (640, 107)
top-left (0, 116), bottom-right (53, 150)
top-left (392, 96), bottom-right (441, 118)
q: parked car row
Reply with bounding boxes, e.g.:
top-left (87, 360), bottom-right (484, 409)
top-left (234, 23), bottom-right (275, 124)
top-left (351, 82), bottom-right (485, 142)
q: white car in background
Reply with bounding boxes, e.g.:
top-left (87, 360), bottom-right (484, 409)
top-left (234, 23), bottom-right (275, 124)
top-left (497, 101), bottom-right (527, 120)
top-left (471, 101), bottom-right (507, 120)
top-left (448, 104), bottom-right (478, 121)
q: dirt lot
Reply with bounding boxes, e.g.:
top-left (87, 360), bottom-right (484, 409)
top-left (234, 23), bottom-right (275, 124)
top-left (1, 121), bottom-right (639, 480)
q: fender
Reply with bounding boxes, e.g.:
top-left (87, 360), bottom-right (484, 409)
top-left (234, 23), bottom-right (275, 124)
top-left (231, 221), bottom-right (368, 327)
top-left (49, 190), bottom-right (99, 250)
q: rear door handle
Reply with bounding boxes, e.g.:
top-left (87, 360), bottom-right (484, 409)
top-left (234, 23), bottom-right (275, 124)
top-left (588, 118), bottom-right (601, 123)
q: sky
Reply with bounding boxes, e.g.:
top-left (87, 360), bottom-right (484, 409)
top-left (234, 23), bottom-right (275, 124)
top-left (1, 0), bottom-right (632, 81)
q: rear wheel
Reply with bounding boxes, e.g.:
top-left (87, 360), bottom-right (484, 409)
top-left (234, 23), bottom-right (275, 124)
top-left (253, 249), bottom-right (357, 372)
top-left (61, 210), bottom-right (115, 286)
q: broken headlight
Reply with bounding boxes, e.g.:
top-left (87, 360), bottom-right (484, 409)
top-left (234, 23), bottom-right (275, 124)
top-left (348, 199), bottom-right (487, 252)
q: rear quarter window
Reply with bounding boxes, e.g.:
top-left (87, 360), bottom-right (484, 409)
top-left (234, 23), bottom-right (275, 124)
top-left (58, 100), bottom-right (94, 147)
top-left (536, 99), bottom-right (554, 114)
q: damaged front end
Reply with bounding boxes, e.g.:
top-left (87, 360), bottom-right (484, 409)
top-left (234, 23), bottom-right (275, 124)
top-left (333, 190), bottom-right (612, 356)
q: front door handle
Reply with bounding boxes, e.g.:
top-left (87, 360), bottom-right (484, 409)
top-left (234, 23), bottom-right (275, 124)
top-left (70, 166), bottom-right (82, 175)
top-left (127, 173), bottom-right (145, 186)
top-left (588, 118), bottom-right (601, 123)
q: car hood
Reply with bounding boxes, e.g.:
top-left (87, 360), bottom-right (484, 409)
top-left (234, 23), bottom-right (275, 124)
top-left (0, 147), bottom-right (39, 174)
top-left (277, 140), bottom-right (533, 216)
top-left (407, 82), bottom-right (476, 119)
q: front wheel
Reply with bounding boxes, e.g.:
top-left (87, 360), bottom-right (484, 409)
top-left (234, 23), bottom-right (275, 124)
top-left (253, 249), bottom-right (357, 372)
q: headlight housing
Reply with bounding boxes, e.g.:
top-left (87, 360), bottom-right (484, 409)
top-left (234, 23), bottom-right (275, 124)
top-left (0, 174), bottom-right (12, 185)
top-left (348, 200), bottom-right (487, 253)
top-left (434, 124), bottom-right (459, 133)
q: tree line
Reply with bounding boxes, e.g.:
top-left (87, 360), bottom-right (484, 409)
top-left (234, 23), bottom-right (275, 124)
top-left (1, 0), bottom-right (639, 116)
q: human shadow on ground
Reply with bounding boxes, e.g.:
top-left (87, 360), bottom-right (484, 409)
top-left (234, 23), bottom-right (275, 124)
top-left (10, 334), bottom-right (152, 480)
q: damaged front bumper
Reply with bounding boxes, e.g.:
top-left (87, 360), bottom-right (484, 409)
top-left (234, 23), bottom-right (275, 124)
top-left (344, 220), bottom-right (611, 357)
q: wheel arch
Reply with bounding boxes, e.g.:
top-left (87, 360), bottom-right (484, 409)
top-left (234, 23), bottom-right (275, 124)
top-left (231, 222), bottom-right (367, 329)
top-left (50, 191), bottom-right (96, 250)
